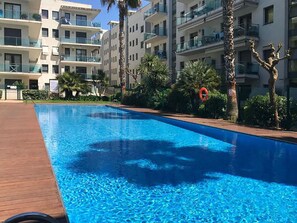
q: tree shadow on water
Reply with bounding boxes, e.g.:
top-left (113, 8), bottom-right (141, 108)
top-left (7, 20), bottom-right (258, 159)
top-left (69, 140), bottom-right (297, 187)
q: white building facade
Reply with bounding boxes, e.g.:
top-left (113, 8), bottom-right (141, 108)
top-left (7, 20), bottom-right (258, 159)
top-left (0, 0), bottom-right (102, 99)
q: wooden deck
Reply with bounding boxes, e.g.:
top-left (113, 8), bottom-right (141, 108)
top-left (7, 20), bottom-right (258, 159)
top-left (0, 103), bottom-right (68, 223)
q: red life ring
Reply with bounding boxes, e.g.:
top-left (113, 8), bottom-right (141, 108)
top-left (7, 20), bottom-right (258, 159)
top-left (199, 87), bottom-right (209, 102)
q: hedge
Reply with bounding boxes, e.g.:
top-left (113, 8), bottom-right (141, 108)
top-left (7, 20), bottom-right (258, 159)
top-left (22, 90), bottom-right (49, 100)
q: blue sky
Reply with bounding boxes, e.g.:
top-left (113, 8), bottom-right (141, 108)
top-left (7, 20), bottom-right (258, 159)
top-left (68, 0), bottom-right (149, 30)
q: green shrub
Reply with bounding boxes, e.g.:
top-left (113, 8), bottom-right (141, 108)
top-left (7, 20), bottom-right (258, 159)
top-left (101, 96), bottom-right (110, 101)
top-left (150, 89), bottom-right (171, 110)
top-left (78, 95), bottom-right (101, 101)
top-left (22, 90), bottom-right (48, 100)
top-left (243, 94), bottom-right (288, 128)
top-left (121, 93), bottom-right (147, 107)
top-left (111, 92), bottom-right (122, 102)
top-left (165, 88), bottom-right (192, 113)
top-left (0, 90), bottom-right (2, 99)
top-left (197, 91), bottom-right (227, 118)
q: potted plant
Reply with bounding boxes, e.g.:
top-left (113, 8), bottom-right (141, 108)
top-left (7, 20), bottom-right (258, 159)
top-left (21, 13), bottom-right (28, 20)
top-left (32, 13), bottom-right (41, 21)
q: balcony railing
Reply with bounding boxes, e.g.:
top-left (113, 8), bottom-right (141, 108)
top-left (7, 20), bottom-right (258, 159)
top-left (154, 50), bottom-right (167, 59)
top-left (60, 17), bottom-right (101, 28)
top-left (144, 27), bottom-right (167, 41)
top-left (177, 0), bottom-right (221, 26)
top-left (0, 10), bottom-right (41, 21)
top-left (144, 3), bottom-right (167, 19)
top-left (176, 25), bottom-right (259, 53)
top-left (80, 73), bottom-right (96, 80)
top-left (0, 64), bottom-right (41, 73)
top-left (0, 37), bottom-right (42, 48)
top-left (235, 62), bottom-right (259, 75)
top-left (60, 56), bottom-right (101, 63)
top-left (60, 37), bottom-right (101, 45)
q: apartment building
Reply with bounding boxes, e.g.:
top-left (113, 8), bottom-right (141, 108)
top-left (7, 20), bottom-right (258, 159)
top-left (0, 0), bottom-right (102, 99)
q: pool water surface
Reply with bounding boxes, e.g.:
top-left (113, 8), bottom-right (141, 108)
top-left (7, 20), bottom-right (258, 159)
top-left (35, 105), bottom-right (297, 223)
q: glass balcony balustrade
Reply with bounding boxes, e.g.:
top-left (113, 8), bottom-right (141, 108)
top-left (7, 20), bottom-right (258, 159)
top-left (144, 3), bottom-right (167, 19)
top-left (144, 27), bottom-right (167, 41)
top-left (0, 37), bottom-right (42, 47)
top-left (0, 10), bottom-right (41, 21)
top-left (176, 24), bottom-right (259, 53)
top-left (60, 56), bottom-right (101, 63)
top-left (0, 64), bottom-right (41, 73)
top-left (60, 17), bottom-right (101, 28)
top-left (60, 37), bottom-right (101, 45)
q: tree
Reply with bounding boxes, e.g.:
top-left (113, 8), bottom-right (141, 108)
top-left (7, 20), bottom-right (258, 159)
top-left (101, 0), bottom-right (141, 97)
top-left (223, 0), bottom-right (238, 122)
top-left (57, 72), bottom-right (90, 99)
top-left (138, 54), bottom-right (169, 94)
top-left (250, 40), bottom-right (291, 128)
top-left (175, 60), bottom-right (221, 111)
top-left (92, 69), bottom-right (109, 96)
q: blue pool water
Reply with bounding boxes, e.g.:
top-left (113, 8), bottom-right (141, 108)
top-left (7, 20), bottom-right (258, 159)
top-left (35, 105), bottom-right (297, 223)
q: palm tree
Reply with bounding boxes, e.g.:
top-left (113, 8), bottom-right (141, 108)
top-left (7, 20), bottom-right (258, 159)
top-left (223, 0), bottom-right (238, 121)
top-left (101, 0), bottom-right (141, 97)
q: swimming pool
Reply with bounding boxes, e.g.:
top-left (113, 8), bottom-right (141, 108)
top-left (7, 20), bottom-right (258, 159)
top-left (35, 105), bottom-right (297, 223)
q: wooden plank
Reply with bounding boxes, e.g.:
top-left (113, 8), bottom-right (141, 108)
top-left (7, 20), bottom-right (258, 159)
top-left (0, 103), bottom-right (68, 223)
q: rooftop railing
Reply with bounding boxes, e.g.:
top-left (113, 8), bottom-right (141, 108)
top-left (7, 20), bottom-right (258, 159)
top-left (0, 64), bottom-right (41, 73)
top-left (60, 17), bottom-right (101, 28)
top-left (0, 10), bottom-right (41, 21)
top-left (144, 3), bottom-right (167, 19)
top-left (0, 37), bottom-right (42, 48)
top-left (60, 37), bottom-right (101, 45)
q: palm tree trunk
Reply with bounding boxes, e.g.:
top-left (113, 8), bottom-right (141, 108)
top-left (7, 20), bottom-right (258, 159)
top-left (118, 2), bottom-right (126, 97)
top-left (223, 0), bottom-right (238, 121)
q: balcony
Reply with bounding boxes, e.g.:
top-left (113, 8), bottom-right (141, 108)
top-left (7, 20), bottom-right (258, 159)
top-left (60, 56), bottom-right (101, 65)
top-left (154, 50), bottom-right (167, 60)
top-left (60, 17), bottom-right (101, 32)
top-left (0, 10), bottom-right (42, 38)
top-left (177, 24), bottom-right (259, 55)
top-left (60, 37), bottom-right (101, 46)
top-left (144, 4), bottom-right (167, 23)
top-left (144, 27), bottom-right (167, 43)
top-left (80, 73), bottom-right (96, 80)
top-left (236, 62), bottom-right (259, 83)
top-left (177, 0), bottom-right (259, 31)
top-left (0, 37), bottom-right (42, 48)
top-left (0, 64), bottom-right (41, 76)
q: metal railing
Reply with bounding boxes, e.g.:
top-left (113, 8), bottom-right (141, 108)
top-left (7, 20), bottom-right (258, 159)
top-left (60, 56), bottom-right (101, 63)
top-left (144, 3), bottom-right (167, 19)
top-left (0, 10), bottom-right (41, 21)
top-left (176, 24), bottom-right (259, 53)
top-left (235, 62), bottom-right (259, 75)
top-left (154, 50), bottom-right (167, 59)
top-left (60, 17), bottom-right (101, 28)
top-left (0, 64), bottom-right (41, 73)
top-left (60, 37), bottom-right (101, 45)
top-left (0, 37), bottom-right (42, 47)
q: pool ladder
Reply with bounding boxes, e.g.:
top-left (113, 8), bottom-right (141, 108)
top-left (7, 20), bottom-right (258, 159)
top-left (4, 212), bottom-right (58, 223)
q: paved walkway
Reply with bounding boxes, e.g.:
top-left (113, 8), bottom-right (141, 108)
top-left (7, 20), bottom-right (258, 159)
top-left (0, 103), bottom-right (67, 222)
top-left (119, 106), bottom-right (297, 144)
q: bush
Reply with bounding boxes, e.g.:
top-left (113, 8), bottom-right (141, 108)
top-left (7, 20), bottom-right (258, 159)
top-left (0, 90), bottom-right (2, 99)
top-left (165, 88), bottom-right (192, 113)
top-left (243, 94), bottom-right (288, 128)
top-left (101, 95), bottom-right (110, 101)
top-left (22, 90), bottom-right (48, 100)
top-left (197, 91), bottom-right (227, 118)
top-left (111, 92), bottom-right (122, 102)
top-left (121, 92), bottom-right (147, 107)
top-left (150, 89), bottom-right (171, 110)
top-left (78, 95), bottom-right (101, 101)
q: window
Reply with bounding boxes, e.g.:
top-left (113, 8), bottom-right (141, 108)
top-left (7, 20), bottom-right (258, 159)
top-left (76, 14), bottom-right (87, 26)
top-left (42, 28), bottom-right (48, 37)
top-left (133, 40), bottom-right (134, 46)
top-left (136, 38), bottom-right (138, 45)
top-left (52, 65), bottom-right (59, 74)
top-left (4, 3), bottom-right (21, 19)
top-left (65, 48), bottom-right (70, 57)
top-left (133, 26), bottom-right (134, 32)
top-left (52, 29), bottom-right (59, 38)
top-left (141, 25), bottom-right (144, 33)
top-left (65, 30), bottom-right (70, 39)
top-left (264, 5), bottom-right (274, 24)
top-left (42, 64), bottom-right (48, 73)
top-left (136, 53), bottom-right (138, 60)
top-left (76, 67), bottom-right (87, 75)
top-left (52, 11), bottom-right (59, 20)
top-left (136, 24), bottom-right (138, 30)
top-left (263, 49), bottom-right (273, 62)
top-left (42, 46), bottom-right (49, 55)
top-left (65, 13), bottom-right (70, 20)
top-left (65, 66), bottom-right (70, 73)
top-left (180, 61), bottom-right (185, 70)
top-left (141, 41), bottom-right (144, 49)
top-left (42, 9), bottom-right (48, 19)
